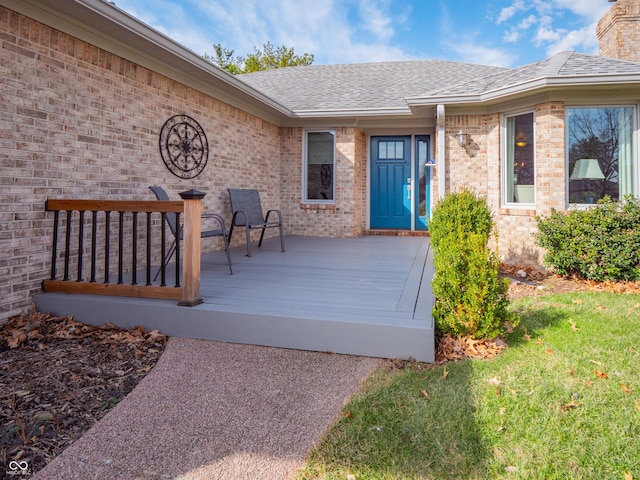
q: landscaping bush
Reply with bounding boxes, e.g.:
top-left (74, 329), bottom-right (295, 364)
top-left (429, 188), bottom-right (492, 251)
top-left (535, 196), bottom-right (640, 281)
top-left (430, 190), bottom-right (514, 339)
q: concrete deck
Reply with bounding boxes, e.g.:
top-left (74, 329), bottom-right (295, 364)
top-left (34, 235), bottom-right (435, 362)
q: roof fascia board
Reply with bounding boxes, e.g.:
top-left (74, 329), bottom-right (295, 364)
top-left (5, 0), bottom-right (293, 124)
top-left (292, 107), bottom-right (413, 118)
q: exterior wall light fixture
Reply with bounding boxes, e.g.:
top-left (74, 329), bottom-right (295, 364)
top-left (455, 130), bottom-right (469, 147)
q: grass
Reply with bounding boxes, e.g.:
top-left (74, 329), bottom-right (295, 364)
top-left (297, 292), bottom-right (640, 480)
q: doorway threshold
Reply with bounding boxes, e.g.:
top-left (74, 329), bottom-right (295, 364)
top-left (365, 229), bottom-right (430, 237)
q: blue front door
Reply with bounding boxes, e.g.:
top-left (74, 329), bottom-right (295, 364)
top-left (370, 136), bottom-right (411, 229)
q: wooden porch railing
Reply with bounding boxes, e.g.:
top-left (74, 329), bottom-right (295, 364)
top-left (43, 190), bottom-right (206, 306)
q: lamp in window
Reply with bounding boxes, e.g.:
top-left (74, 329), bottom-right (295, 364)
top-left (515, 134), bottom-right (527, 148)
top-left (570, 158), bottom-right (605, 204)
top-left (455, 130), bottom-right (469, 147)
top-left (569, 159), bottom-right (605, 180)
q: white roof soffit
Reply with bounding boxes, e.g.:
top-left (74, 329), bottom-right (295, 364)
top-left (406, 74), bottom-right (640, 107)
top-left (9, 0), bottom-right (294, 123)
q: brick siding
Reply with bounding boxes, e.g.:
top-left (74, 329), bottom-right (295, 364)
top-left (597, 0), bottom-right (640, 62)
top-left (0, 7), bottom-right (282, 319)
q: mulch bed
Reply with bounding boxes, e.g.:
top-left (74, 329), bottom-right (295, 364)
top-left (1, 312), bottom-right (166, 478)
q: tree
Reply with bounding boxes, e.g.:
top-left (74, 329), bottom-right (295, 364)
top-left (204, 41), bottom-right (314, 74)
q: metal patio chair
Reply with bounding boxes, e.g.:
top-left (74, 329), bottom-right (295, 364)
top-left (149, 186), bottom-right (232, 277)
top-left (227, 188), bottom-right (285, 257)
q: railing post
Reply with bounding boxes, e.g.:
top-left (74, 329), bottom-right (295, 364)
top-left (178, 189), bottom-right (205, 307)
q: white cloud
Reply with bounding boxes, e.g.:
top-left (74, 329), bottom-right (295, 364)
top-left (497, 0), bottom-right (526, 24)
top-left (503, 30), bottom-right (520, 43)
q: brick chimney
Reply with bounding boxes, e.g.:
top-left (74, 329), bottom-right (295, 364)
top-left (597, 0), bottom-right (640, 62)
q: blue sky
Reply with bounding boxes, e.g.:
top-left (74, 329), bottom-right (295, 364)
top-left (113, 0), bottom-right (611, 68)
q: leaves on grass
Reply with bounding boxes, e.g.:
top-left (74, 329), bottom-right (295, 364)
top-left (594, 370), bottom-right (608, 379)
top-left (505, 465), bottom-right (518, 473)
top-left (486, 377), bottom-right (501, 387)
top-left (625, 473), bottom-right (633, 480)
top-left (443, 366), bottom-right (449, 380)
top-left (572, 299), bottom-right (583, 305)
top-left (546, 349), bottom-right (554, 355)
top-left (561, 400), bottom-right (580, 412)
top-left (523, 329), bottom-right (531, 342)
top-left (635, 400), bottom-right (640, 412)
top-left (589, 359), bottom-right (605, 367)
top-left (421, 390), bottom-right (431, 400)
top-left (621, 383), bottom-right (633, 395)
top-left (435, 334), bottom-right (506, 362)
top-left (568, 319), bottom-right (579, 331)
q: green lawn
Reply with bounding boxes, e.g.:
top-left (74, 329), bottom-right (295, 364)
top-left (297, 292), bottom-right (640, 480)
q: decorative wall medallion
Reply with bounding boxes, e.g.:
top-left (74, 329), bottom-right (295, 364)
top-left (159, 115), bottom-right (209, 178)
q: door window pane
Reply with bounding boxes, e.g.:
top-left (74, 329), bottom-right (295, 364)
top-left (567, 107), bottom-right (635, 204)
top-left (305, 131), bottom-right (335, 201)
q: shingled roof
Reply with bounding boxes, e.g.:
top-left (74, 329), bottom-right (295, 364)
top-left (410, 51), bottom-right (640, 103)
top-left (239, 60), bottom-right (506, 113)
top-left (239, 51), bottom-right (640, 113)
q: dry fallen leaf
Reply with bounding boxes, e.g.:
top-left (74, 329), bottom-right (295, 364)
top-left (487, 377), bottom-right (501, 387)
top-left (568, 319), bottom-right (579, 331)
top-left (585, 380), bottom-right (593, 387)
top-left (443, 366), bottom-right (449, 380)
top-left (499, 407), bottom-right (506, 415)
top-left (546, 349), bottom-right (554, 355)
top-left (621, 383), bottom-right (633, 395)
top-left (523, 329), bottom-right (531, 342)
top-left (625, 473), bottom-right (633, 480)
top-left (421, 389), bottom-right (431, 400)
top-left (635, 400), bottom-right (640, 412)
top-left (561, 400), bottom-right (580, 412)
top-left (504, 322), bottom-right (514, 334)
top-left (594, 370), bottom-right (608, 379)
top-left (505, 466), bottom-right (518, 473)
top-left (572, 299), bottom-right (583, 305)
top-left (589, 359), bottom-right (604, 367)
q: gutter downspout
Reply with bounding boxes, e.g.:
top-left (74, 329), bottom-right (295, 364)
top-left (436, 104), bottom-right (446, 200)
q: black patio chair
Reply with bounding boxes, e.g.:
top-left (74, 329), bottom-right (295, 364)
top-left (149, 186), bottom-right (232, 277)
top-left (227, 188), bottom-right (285, 257)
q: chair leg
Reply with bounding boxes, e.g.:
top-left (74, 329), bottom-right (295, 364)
top-left (245, 225), bottom-right (252, 257)
top-left (153, 239), bottom-right (176, 282)
top-left (258, 226), bottom-right (266, 248)
top-left (279, 223), bottom-right (285, 252)
top-left (223, 234), bottom-right (233, 274)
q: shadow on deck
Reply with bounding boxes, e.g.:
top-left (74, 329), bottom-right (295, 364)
top-left (34, 235), bottom-right (435, 362)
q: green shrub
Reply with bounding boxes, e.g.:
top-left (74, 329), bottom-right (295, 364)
top-left (430, 190), bottom-right (514, 339)
top-left (535, 196), bottom-right (640, 281)
top-left (429, 188), bottom-right (492, 251)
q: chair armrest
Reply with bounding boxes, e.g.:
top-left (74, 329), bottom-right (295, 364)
top-left (201, 213), bottom-right (227, 233)
top-left (231, 210), bottom-right (248, 227)
top-left (265, 209), bottom-right (283, 224)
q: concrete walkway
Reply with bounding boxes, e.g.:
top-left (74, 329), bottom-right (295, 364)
top-left (33, 338), bottom-right (381, 480)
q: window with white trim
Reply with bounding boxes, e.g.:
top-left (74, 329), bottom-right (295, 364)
top-left (567, 106), bottom-right (636, 205)
top-left (502, 111), bottom-right (535, 205)
top-left (303, 130), bottom-right (336, 203)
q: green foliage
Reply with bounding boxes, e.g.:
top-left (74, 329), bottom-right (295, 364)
top-left (535, 195), bottom-right (640, 281)
top-left (429, 190), bottom-right (514, 339)
top-left (204, 41), bottom-right (314, 74)
top-left (428, 188), bottom-right (492, 252)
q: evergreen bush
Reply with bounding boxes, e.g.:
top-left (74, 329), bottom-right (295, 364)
top-left (535, 196), bottom-right (640, 281)
top-left (430, 189), bottom-right (514, 339)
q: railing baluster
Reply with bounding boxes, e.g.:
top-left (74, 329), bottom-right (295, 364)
top-left (50, 210), bottom-right (59, 280)
top-left (63, 210), bottom-right (72, 281)
top-left (160, 212), bottom-right (167, 287)
top-left (132, 211), bottom-right (138, 285)
top-left (90, 211), bottom-right (97, 282)
top-left (174, 211), bottom-right (181, 288)
top-left (77, 210), bottom-right (85, 282)
top-left (118, 211), bottom-right (124, 284)
top-left (104, 210), bottom-right (111, 283)
top-left (146, 211), bottom-right (152, 286)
